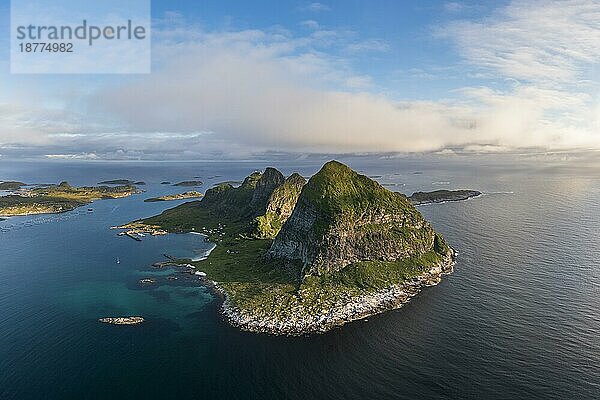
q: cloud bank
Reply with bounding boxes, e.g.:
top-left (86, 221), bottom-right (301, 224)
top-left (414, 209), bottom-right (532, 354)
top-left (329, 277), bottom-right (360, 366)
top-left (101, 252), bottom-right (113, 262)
top-left (1, 0), bottom-right (599, 159)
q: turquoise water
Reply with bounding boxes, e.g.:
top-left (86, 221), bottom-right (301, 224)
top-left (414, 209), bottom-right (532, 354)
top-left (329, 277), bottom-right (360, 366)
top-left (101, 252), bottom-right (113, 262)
top-left (1, 158), bottom-right (599, 399)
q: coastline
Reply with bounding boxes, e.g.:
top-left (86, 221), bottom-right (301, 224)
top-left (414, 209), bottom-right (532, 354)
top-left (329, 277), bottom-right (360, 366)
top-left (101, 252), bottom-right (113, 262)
top-left (212, 249), bottom-right (455, 336)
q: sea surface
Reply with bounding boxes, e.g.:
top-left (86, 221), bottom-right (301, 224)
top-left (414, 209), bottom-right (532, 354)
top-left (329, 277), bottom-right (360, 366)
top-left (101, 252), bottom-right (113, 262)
top-left (0, 156), bottom-right (599, 399)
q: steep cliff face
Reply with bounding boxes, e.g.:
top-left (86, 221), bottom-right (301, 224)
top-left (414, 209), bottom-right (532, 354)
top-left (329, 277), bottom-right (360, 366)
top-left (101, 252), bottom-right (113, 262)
top-left (269, 161), bottom-right (448, 276)
top-left (265, 173), bottom-right (306, 219)
top-left (200, 179), bottom-right (253, 218)
top-left (254, 173), bottom-right (307, 238)
top-left (248, 167), bottom-right (285, 215)
top-left (199, 169), bottom-right (282, 219)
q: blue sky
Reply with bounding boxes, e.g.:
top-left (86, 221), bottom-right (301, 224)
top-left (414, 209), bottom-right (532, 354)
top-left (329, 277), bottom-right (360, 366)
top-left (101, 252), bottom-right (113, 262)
top-left (146, 0), bottom-right (504, 99)
top-left (0, 1), bottom-right (598, 160)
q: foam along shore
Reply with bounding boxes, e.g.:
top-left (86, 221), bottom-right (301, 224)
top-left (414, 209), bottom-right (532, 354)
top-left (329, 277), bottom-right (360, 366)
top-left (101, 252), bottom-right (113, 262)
top-left (98, 316), bottom-right (144, 325)
top-left (220, 250), bottom-right (455, 335)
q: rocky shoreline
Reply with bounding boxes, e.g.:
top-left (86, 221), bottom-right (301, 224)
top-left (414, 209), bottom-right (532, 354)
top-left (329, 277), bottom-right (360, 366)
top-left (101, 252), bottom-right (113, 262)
top-left (217, 250), bottom-right (455, 336)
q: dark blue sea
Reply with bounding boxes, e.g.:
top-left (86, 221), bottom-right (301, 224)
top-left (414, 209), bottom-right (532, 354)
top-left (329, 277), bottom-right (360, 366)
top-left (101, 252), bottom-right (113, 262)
top-left (1, 156), bottom-right (599, 399)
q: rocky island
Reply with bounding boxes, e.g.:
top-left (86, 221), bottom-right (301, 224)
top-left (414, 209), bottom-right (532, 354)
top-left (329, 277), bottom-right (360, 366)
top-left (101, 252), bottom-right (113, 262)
top-left (98, 179), bottom-right (135, 185)
top-left (98, 317), bottom-right (145, 325)
top-left (144, 191), bottom-right (204, 202)
top-left (0, 181), bottom-right (139, 216)
top-left (131, 161), bottom-right (455, 335)
top-left (407, 189), bottom-right (481, 205)
top-left (0, 181), bottom-right (26, 190)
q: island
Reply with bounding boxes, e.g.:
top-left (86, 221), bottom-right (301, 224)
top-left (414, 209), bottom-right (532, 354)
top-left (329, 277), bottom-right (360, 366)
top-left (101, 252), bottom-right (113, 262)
top-left (0, 181), bottom-right (139, 216)
top-left (0, 181), bottom-right (26, 190)
top-left (173, 180), bottom-right (203, 187)
top-left (98, 179), bottom-right (135, 185)
top-left (407, 189), bottom-right (481, 205)
top-left (129, 161), bottom-right (455, 335)
top-left (144, 191), bottom-right (204, 202)
top-left (98, 317), bottom-right (144, 325)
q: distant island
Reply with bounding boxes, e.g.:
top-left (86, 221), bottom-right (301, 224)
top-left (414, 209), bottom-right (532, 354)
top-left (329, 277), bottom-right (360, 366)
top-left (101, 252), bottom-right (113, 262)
top-left (144, 191), bottom-right (204, 202)
top-left (0, 181), bottom-right (139, 216)
top-left (407, 189), bottom-right (481, 205)
top-left (0, 181), bottom-right (26, 190)
top-left (173, 180), bottom-right (203, 187)
top-left (128, 161), bottom-right (455, 335)
top-left (98, 179), bottom-right (134, 185)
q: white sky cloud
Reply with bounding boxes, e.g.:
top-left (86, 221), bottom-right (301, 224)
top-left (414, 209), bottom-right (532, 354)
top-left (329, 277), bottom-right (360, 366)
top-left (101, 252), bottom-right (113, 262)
top-left (300, 20), bottom-right (319, 30)
top-left (301, 3), bottom-right (331, 13)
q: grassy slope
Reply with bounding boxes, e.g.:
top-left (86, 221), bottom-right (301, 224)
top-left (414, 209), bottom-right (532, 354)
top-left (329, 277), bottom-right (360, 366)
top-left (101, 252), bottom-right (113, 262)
top-left (0, 182), bottom-right (137, 216)
top-left (302, 161), bottom-right (421, 234)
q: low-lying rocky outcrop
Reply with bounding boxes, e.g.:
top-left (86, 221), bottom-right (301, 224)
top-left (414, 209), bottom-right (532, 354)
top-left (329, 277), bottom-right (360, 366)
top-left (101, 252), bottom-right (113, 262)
top-left (0, 181), bottom-right (26, 190)
top-left (98, 316), bottom-right (144, 325)
top-left (408, 189), bottom-right (481, 205)
top-left (144, 191), bottom-right (204, 202)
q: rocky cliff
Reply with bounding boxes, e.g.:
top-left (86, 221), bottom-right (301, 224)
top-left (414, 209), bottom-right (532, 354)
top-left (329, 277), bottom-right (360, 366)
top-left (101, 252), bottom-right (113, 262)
top-left (269, 161), bottom-right (449, 277)
top-left (248, 167), bottom-right (285, 215)
top-left (254, 173), bottom-right (306, 238)
top-left (199, 171), bottom-right (262, 218)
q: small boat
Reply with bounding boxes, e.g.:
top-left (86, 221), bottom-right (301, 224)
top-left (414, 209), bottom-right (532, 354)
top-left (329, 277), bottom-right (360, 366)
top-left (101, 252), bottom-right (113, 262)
top-left (87, 208), bottom-right (93, 212)
top-left (116, 258), bottom-right (121, 264)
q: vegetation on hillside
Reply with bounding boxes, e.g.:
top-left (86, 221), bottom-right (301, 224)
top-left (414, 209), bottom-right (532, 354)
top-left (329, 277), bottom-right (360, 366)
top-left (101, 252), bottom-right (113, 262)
top-left (133, 162), bottom-right (451, 325)
top-left (0, 181), bottom-right (138, 216)
top-left (0, 181), bottom-right (26, 190)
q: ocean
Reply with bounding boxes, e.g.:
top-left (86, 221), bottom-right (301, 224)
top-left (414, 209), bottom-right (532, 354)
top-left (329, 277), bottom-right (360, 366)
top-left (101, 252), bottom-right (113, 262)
top-left (0, 156), bottom-right (599, 399)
